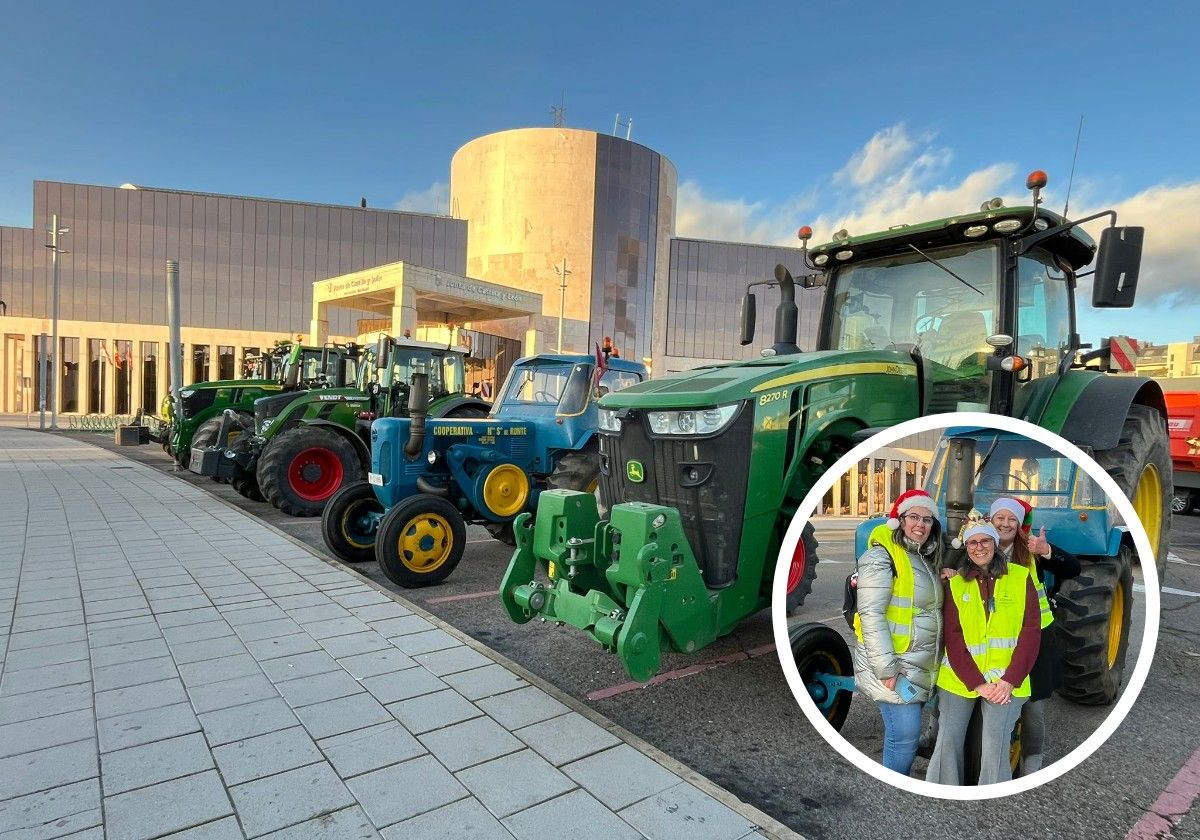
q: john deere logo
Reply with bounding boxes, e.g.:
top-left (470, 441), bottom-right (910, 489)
top-left (626, 460), bottom-right (645, 483)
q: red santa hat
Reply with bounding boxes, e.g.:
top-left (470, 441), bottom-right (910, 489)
top-left (886, 489), bottom-right (936, 530)
top-left (989, 497), bottom-right (1034, 534)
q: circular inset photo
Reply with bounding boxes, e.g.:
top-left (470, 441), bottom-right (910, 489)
top-left (773, 413), bottom-right (1161, 799)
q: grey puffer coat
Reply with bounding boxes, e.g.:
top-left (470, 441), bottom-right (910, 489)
top-left (852, 534), bottom-right (944, 704)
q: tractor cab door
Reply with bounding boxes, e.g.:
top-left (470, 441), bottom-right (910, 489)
top-left (1011, 251), bottom-right (1073, 417)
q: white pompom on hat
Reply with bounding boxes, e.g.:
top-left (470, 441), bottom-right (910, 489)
top-left (886, 489), bottom-right (936, 530)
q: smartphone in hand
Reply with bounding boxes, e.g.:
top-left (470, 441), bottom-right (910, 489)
top-left (894, 674), bottom-right (920, 703)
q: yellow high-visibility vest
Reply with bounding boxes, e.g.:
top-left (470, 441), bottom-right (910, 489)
top-left (853, 524), bottom-right (916, 654)
top-left (937, 563), bottom-right (1033, 698)
top-left (1030, 555), bottom-right (1053, 629)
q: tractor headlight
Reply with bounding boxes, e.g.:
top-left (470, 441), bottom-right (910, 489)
top-left (259, 417), bottom-right (274, 434)
top-left (427, 450), bottom-right (438, 465)
top-left (598, 408), bottom-right (622, 433)
top-left (646, 403), bottom-right (741, 437)
top-left (992, 219), bottom-right (1022, 233)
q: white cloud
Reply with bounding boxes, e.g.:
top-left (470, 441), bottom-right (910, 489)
top-left (394, 181), bottom-right (449, 214)
top-left (835, 124), bottom-right (917, 187)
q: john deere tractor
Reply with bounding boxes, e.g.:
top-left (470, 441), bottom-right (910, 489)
top-left (321, 352), bottom-right (647, 588)
top-left (191, 337), bottom-right (490, 515)
top-left (499, 169), bottom-right (1170, 683)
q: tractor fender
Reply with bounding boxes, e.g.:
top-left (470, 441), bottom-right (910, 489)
top-left (431, 395), bottom-right (492, 418)
top-left (299, 418), bottom-right (371, 465)
top-left (1054, 374), bottom-right (1167, 451)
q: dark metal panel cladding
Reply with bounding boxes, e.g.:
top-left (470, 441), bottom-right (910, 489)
top-left (598, 406), bottom-right (753, 588)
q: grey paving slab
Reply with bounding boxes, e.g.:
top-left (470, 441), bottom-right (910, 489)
top-left (346, 755), bottom-right (468, 830)
top-left (349, 603), bottom-right (413, 623)
top-left (329, 590), bottom-right (390, 609)
top-left (100, 732), bottom-right (215, 795)
top-left (514, 712), bottom-right (621, 766)
top-left (179, 652), bottom-right (263, 686)
top-left (271, 593), bottom-right (333, 611)
top-left (95, 677), bottom-right (189, 719)
top-left (390, 628), bottom-right (460, 656)
top-left (224, 604), bottom-right (290, 626)
top-left (260, 649), bottom-right (341, 682)
top-left (211, 725), bottom-right (324, 786)
top-left (562, 744), bottom-right (682, 811)
top-left (413, 645), bottom-right (494, 677)
top-left (88, 620), bottom-right (165, 648)
top-left (455, 749), bottom-right (576, 819)
top-left (360, 666), bottom-right (447, 705)
top-left (104, 769), bottom-right (234, 840)
top-left (198, 697), bottom-right (301, 747)
top-left (618, 782), bottom-right (755, 840)
top-left (97, 701), bottom-right (201, 752)
top-left (3, 638), bottom-right (90, 671)
top-left (381, 797), bottom-right (514, 840)
top-left (317, 630), bottom-right (392, 659)
top-left (93, 655), bottom-right (179, 692)
top-left (188, 673), bottom-right (282, 714)
top-left (294, 692), bottom-right (393, 740)
top-left (302, 616), bottom-right (372, 640)
top-left (275, 669), bottom-right (364, 708)
top-left (0, 708), bottom-right (96, 759)
top-left (504, 789), bottom-right (643, 840)
top-left (387, 688), bottom-right (482, 734)
top-left (367, 615), bottom-right (434, 638)
top-left (9, 610), bottom-right (85, 633)
top-left (90, 637), bottom-right (171, 668)
top-left (256, 805), bottom-right (379, 839)
top-left (0, 738), bottom-right (97, 801)
top-left (317, 721), bottom-right (426, 779)
top-left (235, 618), bottom-right (305, 643)
top-left (228, 761), bottom-right (355, 838)
top-left (88, 595), bottom-right (151, 616)
top-left (172, 633), bottom-right (251, 664)
top-left (0, 778), bottom-right (101, 837)
top-left (337, 647), bottom-right (418, 680)
top-left (14, 597), bottom-right (83, 617)
top-left (160, 816), bottom-right (247, 839)
top-left (418, 716), bottom-right (524, 772)
top-left (151, 593), bottom-right (215, 613)
top-left (245, 632), bottom-right (323, 661)
top-left (7, 623), bottom-right (88, 650)
top-left (156, 606), bottom-right (224, 627)
top-left (0, 681), bottom-right (93, 726)
top-left (162, 619), bottom-right (236, 644)
top-left (442, 664), bottom-right (528, 702)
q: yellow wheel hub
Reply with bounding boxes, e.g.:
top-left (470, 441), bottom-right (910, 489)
top-left (482, 464), bottom-right (530, 518)
top-left (397, 513), bottom-right (454, 573)
top-left (1107, 579), bottom-right (1126, 669)
top-left (1133, 463), bottom-right (1163, 559)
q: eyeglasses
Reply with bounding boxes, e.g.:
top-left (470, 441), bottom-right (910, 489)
top-left (965, 538), bottom-right (994, 549)
top-left (902, 514), bottom-right (934, 525)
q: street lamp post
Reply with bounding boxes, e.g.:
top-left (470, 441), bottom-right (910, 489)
top-left (554, 259), bottom-right (571, 353)
top-left (44, 215), bottom-right (69, 430)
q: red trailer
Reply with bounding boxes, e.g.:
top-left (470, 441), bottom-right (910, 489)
top-left (1166, 391), bottom-right (1200, 514)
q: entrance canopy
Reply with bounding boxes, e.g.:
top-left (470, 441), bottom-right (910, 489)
top-left (310, 262), bottom-right (542, 343)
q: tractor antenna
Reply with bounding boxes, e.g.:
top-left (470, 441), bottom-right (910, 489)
top-left (1063, 115), bottom-right (1084, 218)
top-left (551, 92), bottom-right (566, 127)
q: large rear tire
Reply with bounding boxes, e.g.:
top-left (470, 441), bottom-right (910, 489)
top-left (322, 481), bottom-right (384, 563)
top-left (1091, 404), bottom-right (1171, 583)
top-left (547, 449), bottom-right (600, 493)
top-left (258, 427), bottom-right (362, 517)
top-left (375, 494), bottom-right (466, 588)
top-left (789, 622), bottom-right (853, 732)
top-left (785, 523), bottom-right (820, 614)
top-left (1055, 545), bottom-right (1134, 705)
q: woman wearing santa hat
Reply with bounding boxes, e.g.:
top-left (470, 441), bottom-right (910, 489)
top-left (987, 496), bottom-right (1080, 775)
top-left (927, 518), bottom-right (1041, 785)
top-left (851, 488), bottom-right (946, 776)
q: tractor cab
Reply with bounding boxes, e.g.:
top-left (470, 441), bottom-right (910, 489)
top-left (364, 337), bottom-right (474, 420)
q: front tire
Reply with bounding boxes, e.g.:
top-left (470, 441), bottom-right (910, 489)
top-left (1055, 545), bottom-right (1134, 705)
top-left (231, 473), bottom-right (266, 503)
top-left (375, 495), bottom-right (466, 588)
top-left (785, 523), bottom-right (820, 614)
top-left (322, 481), bottom-right (384, 563)
top-left (789, 622), bottom-right (853, 731)
top-left (258, 427), bottom-right (362, 517)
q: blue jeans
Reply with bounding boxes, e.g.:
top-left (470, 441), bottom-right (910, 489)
top-left (877, 701), bottom-right (923, 775)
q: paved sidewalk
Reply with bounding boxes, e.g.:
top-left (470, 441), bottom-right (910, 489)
top-left (0, 429), bottom-right (787, 840)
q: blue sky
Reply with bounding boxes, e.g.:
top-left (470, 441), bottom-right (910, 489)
top-left (2, 1), bottom-right (1196, 346)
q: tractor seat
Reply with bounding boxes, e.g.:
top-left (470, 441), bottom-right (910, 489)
top-left (924, 311), bottom-right (990, 370)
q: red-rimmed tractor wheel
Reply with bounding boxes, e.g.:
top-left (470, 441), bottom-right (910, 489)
top-left (257, 427), bottom-right (362, 517)
top-left (785, 522), bottom-right (820, 614)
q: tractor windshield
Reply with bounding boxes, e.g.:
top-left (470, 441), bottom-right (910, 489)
top-left (385, 349), bottom-right (462, 398)
top-left (501, 361), bottom-right (594, 415)
top-left (827, 242), bottom-right (999, 410)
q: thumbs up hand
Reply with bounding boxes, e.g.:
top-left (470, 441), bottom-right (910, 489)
top-left (1027, 526), bottom-right (1051, 559)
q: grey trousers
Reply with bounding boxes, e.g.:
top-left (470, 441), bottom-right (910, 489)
top-left (927, 688), bottom-right (1027, 786)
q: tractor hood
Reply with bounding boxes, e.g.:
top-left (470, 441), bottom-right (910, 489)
top-left (599, 349), bottom-right (918, 410)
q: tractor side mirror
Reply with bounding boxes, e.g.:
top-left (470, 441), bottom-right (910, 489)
top-left (739, 292), bottom-right (757, 346)
top-left (1092, 226), bottom-right (1143, 308)
top-left (375, 337), bottom-right (392, 370)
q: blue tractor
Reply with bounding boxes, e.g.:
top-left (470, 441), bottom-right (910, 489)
top-left (793, 425), bottom-right (1136, 737)
top-left (321, 352), bottom-right (648, 588)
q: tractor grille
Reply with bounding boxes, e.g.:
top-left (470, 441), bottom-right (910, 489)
top-left (179, 389), bottom-right (217, 419)
top-left (598, 404), bottom-right (753, 589)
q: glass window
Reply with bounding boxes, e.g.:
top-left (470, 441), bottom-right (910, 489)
top-left (88, 338), bottom-right (106, 414)
top-left (61, 337), bottom-right (80, 414)
top-left (114, 340), bottom-right (132, 415)
top-left (192, 345), bottom-right (210, 384)
top-left (1016, 251), bottom-right (1072, 380)
top-left (599, 367), bottom-right (642, 394)
top-left (141, 341), bottom-right (158, 413)
top-left (242, 347), bottom-right (261, 378)
top-left (498, 361), bottom-right (592, 414)
top-left (218, 346), bottom-right (235, 380)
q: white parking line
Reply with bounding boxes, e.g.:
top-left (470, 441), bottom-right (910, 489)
top-left (1168, 553), bottom-right (1198, 567)
top-left (1135, 583), bottom-right (1200, 598)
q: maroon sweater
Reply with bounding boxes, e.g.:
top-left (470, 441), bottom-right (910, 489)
top-left (941, 566), bottom-right (1041, 692)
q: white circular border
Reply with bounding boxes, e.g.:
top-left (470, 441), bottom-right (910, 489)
top-left (771, 411), bottom-right (1162, 799)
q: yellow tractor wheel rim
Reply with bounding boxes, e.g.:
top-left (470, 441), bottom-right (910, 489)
top-left (1107, 579), bottom-right (1126, 669)
top-left (482, 464), bottom-right (530, 518)
top-left (1132, 463), bottom-right (1163, 559)
top-left (340, 500), bottom-right (376, 550)
top-left (397, 513), bottom-right (454, 573)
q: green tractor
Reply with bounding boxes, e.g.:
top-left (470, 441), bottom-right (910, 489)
top-left (499, 169), bottom-right (1170, 683)
top-left (153, 342), bottom-right (340, 470)
top-left (191, 336), bottom-right (489, 515)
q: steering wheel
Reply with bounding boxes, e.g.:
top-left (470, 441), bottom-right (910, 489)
top-left (533, 390), bottom-right (556, 403)
top-left (978, 472), bottom-right (1033, 491)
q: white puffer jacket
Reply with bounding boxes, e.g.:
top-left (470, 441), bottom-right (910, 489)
top-left (852, 534), bottom-right (944, 704)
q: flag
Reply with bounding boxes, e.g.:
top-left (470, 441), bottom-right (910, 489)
top-left (593, 341), bottom-right (607, 387)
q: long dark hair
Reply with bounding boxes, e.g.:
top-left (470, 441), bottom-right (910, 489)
top-left (891, 515), bottom-right (944, 565)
